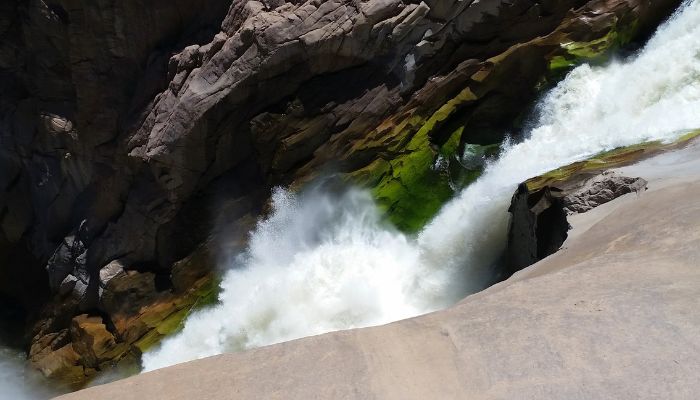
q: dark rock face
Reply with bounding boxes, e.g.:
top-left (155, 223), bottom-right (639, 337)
top-left (506, 184), bottom-right (570, 276)
top-left (0, 0), bottom-right (681, 383)
top-left (506, 172), bottom-right (648, 276)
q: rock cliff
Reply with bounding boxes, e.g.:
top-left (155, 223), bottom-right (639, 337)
top-left (0, 0), bottom-right (681, 384)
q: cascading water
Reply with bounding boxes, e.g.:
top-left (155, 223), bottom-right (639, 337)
top-left (141, 0), bottom-right (700, 371)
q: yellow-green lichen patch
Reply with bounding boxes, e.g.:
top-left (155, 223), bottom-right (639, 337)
top-left (675, 128), bottom-right (700, 142)
top-left (349, 114), bottom-right (425, 156)
top-left (134, 276), bottom-right (219, 353)
top-left (526, 130), bottom-right (700, 191)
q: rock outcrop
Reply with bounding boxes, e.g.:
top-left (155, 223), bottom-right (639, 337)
top-left (0, 0), bottom-right (682, 383)
top-left (506, 184), bottom-right (570, 275)
top-left (504, 133), bottom-right (700, 276)
top-left (506, 173), bottom-right (648, 275)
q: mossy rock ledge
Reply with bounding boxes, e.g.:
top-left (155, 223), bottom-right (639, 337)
top-left (525, 130), bottom-right (700, 192)
top-left (344, 11), bottom-right (658, 234)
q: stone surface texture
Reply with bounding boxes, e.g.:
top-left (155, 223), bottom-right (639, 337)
top-left (563, 173), bottom-right (647, 213)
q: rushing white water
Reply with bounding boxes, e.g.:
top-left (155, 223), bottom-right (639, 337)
top-left (142, 0), bottom-right (700, 372)
top-left (0, 346), bottom-right (59, 400)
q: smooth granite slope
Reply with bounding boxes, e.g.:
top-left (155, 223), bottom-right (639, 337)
top-left (58, 142), bottom-right (700, 399)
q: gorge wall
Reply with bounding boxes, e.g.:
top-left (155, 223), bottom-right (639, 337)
top-left (0, 0), bottom-right (682, 385)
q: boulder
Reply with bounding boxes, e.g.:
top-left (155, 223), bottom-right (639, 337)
top-left (32, 344), bottom-right (85, 385)
top-left (563, 173), bottom-right (647, 214)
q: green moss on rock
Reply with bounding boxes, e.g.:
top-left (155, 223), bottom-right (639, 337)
top-left (348, 11), bottom-right (651, 234)
top-left (367, 127), bottom-right (455, 233)
top-left (134, 276), bottom-right (219, 353)
top-left (549, 17), bottom-right (639, 72)
top-left (347, 87), bottom-right (484, 233)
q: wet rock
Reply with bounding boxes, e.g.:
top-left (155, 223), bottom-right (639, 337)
top-left (29, 329), bottom-right (71, 364)
top-left (506, 184), bottom-right (570, 277)
top-left (98, 261), bottom-right (158, 317)
top-left (46, 222), bottom-right (93, 307)
top-left (30, 265), bottom-right (217, 383)
top-left (97, 261), bottom-right (126, 300)
top-left (41, 113), bottom-right (75, 136)
top-left (31, 314), bottom-right (128, 383)
top-left (31, 343), bottom-right (84, 384)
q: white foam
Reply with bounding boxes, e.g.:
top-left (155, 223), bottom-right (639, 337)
top-left (0, 346), bottom-right (58, 400)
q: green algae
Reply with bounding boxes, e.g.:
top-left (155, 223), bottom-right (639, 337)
top-left (351, 126), bottom-right (499, 233)
top-left (440, 127), bottom-right (464, 158)
top-left (348, 87), bottom-right (484, 233)
top-left (549, 18), bottom-right (639, 72)
top-left (348, 85), bottom-right (489, 233)
top-left (369, 129), bottom-right (455, 233)
top-left (349, 13), bottom-right (650, 234)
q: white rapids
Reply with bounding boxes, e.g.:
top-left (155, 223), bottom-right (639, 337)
top-left (0, 345), bottom-right (59, 400)
top-left (142, 0), bottom-right (700, 372)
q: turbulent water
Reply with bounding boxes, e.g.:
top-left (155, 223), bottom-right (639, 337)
top-left (138, 0), bottom-right (700, 371)
top-left (0, 346), bottom-right (60, 400)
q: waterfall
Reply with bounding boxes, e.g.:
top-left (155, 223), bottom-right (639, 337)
top-left (143, 0), bottom-right (700, 372)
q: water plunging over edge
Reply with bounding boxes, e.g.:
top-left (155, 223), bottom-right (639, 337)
top-left (141, 0), bottom-right (700, 373)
